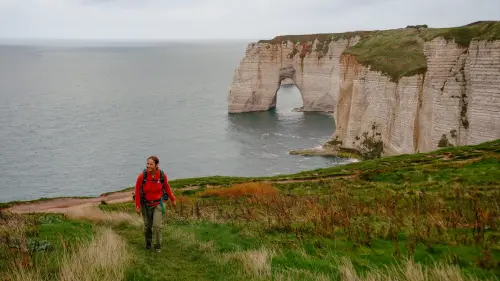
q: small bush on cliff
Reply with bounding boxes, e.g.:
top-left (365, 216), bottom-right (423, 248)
top-left (438, 134), bottom-right (454, 148)
top-left (357, 123), bottom-right (384, 159)
top-left (287, 45), bottom-right (299, 59)
top-left (326, 136), bottom-right (343, 146)
top-left (450, 129), bottom-right (458, 138)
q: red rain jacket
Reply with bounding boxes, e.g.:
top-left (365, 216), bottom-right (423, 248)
top-left (135, 170), bottom-right (175, 208)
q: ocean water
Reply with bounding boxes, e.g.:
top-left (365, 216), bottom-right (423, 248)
top-left (0, 40), bottom-right (354, 202)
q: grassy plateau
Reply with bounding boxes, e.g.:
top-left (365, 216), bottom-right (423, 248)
top-left (1, 139), bottom-right (499, 280)
top-left (258, 21), bottom-right (500, 82)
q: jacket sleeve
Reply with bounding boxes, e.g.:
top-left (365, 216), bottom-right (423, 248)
top-left (163, 173), bottom-right (176, 203)
top-left (135, 173), bottom-right (143, 209)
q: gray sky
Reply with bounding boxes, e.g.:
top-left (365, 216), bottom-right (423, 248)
top-left (0, 0), bottom-right (498, 40)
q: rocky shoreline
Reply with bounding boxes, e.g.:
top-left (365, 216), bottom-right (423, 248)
top-left (289, 144), bottom-right (363, 160)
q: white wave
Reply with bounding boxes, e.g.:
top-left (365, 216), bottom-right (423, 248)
top-left (273, 132), bottom-right (301, 139)
top-left (312, 145), bottom-right (325, 151)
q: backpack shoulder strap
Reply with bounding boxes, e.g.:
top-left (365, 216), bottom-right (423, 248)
top-left (138, 169), bottom-right (148, 204)
top-left (141, 169), bottom-right (147, 188)
top-left (159, 170), bottom-right (165, 183)
top-left (159, 170), bottom-right (168, 201)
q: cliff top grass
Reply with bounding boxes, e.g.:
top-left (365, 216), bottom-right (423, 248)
top-left (129, 140), bottom-right (500, 280)
top-left (2, 140), bottom-right (499, 280)
top-left (258, 21), bottom-right (500, 82)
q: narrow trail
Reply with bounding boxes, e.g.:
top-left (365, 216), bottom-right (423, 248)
top-left (117, 225), bottom-right (244, 281)
top-left (4, 174), bottom-right (355, 214)
top-left (5, 190), bottom-right (135, 214)
top-left (2, 192), bottom-right (256, 280)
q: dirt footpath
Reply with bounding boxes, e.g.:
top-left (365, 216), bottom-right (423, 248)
top-left (5, 190), bottom-right (134, 214)
top-left (5, 175), bottom-right (354, 214)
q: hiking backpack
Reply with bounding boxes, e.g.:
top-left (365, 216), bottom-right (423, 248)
top-left (133, 169), bottom-right (169, 202)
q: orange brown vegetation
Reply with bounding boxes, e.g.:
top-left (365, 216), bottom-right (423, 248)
top-left (0, 212), bottom-right (36, 274)
top-left (173, 180), bottom-right (500, 263)
top-left (197, 182), bottom-right (279, 199)
top-left (176, 195), bottom-right (194, 204)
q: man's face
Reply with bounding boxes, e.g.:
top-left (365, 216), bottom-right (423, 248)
top-left (146, 159), bottom-right (157, 172)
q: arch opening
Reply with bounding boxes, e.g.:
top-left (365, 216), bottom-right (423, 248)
top-left (273, 65), bottom-right (304, 113)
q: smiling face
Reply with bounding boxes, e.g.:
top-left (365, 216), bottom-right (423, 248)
top-left (146, 156), bottom-right (159, 173)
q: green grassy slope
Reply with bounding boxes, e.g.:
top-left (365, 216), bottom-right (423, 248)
top-left (2, 140), bottom-right (499, 280)
top-left (107, 139), bottom-right (499, 280)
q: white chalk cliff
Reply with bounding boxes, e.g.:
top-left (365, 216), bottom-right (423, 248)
top-left (227, 31), bottom-right (500, 156)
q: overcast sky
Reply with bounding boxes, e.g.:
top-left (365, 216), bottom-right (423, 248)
top-left (0, 0), bottom-right (498, 40)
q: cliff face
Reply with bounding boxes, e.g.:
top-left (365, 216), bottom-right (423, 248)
top-left (228, 37), bottom-right (359, 113)
top-left (333, 38), bottom-right (500, 155)
top-left (228, 25), bottom-right (500, 156)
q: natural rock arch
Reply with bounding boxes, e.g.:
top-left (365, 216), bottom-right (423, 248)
top-left (227, 40), bottom-right (338, 114)
top-left (270, 65), bottom-right (305, 111)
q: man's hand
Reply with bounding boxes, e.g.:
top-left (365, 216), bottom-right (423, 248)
top-left (136, 206), bottom-right (141, 215)
top-left (172, 201), bottom-right (177, 208)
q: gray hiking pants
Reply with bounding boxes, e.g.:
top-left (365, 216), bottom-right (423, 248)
top-left (141, 204), bottom-right (163, 247)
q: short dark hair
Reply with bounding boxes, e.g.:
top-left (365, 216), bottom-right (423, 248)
top-left (147, 156), bottom-right (159, 165)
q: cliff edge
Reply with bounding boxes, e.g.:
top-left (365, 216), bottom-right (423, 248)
top-left (227, 21), bottom-right (500, 157)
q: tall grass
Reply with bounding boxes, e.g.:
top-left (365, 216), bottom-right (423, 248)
top-left (166, 225), bottom-right (277, 279)
top-left (0, 212), bottom-right (36, 253)
top-left (6, 265), bottom-right (43, 281)
top-left (166, 225), bottom-right (217, 254)
top-left (224, 247), bottom-right (275, 278)
top-left (337, 257), bottom-right (491, 281)
top-left (273, 256), bottom-right (491, 281)
top-left (0, 212), bottom-right (38, 278)
top-left (174, 181), bottom-right (500, 249)
top-left (274, 268), bottom-right (331, 281)
top-left (64, 206), bottom-right (141, 226)
top-left (1, 210), bottom-right (130, 281)
top-left (164, 176), bottom-right (500, 279)
top-left (273, 257), bottom-right (493, 281)
top-left (58, 227), bottom-right (130, 281)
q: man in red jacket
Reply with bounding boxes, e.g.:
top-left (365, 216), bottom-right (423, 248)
top-left (135, 156), bottom-right (176, 252)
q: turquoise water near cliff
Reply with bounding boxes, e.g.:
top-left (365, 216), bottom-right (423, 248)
top-left (0, 40), bottom-right (354, 202)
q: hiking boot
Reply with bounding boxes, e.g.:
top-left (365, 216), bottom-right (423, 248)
top-left (145, 238), bottom-right (152, 250)
top-left (154, 244), bottom-right (161, 252)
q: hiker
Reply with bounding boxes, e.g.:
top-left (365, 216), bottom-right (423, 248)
top-left (135, 156), bottom-right (176, 252)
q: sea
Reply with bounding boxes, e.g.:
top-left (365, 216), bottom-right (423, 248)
top-left (0, 39), bottom-right (355, 203)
